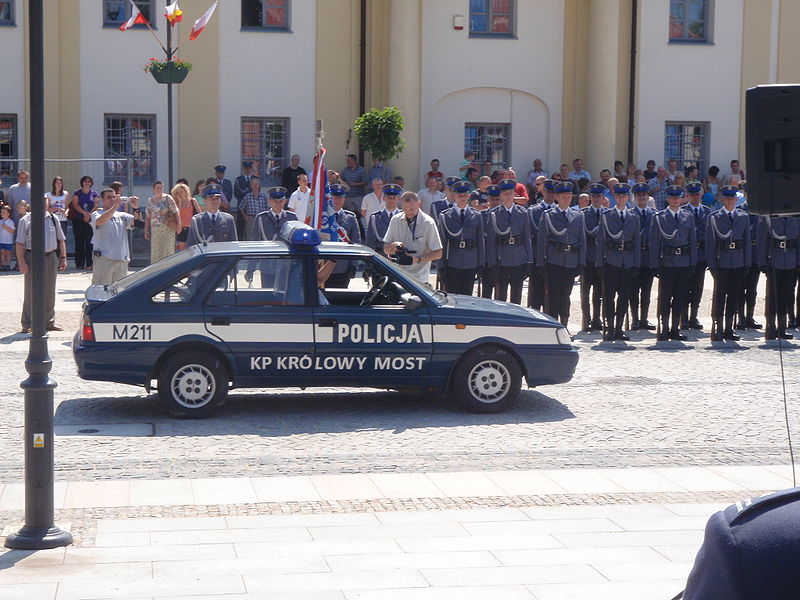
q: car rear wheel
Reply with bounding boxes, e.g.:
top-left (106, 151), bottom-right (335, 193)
top-left (451, 347), bottom-right (521, 413)
top-left (158, 351), bottom-right (228, 418)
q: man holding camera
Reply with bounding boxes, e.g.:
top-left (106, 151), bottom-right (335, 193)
top-left (90, 188), bottom-right (137, 285)
top-left (384, 191), bottom-right (442, 285)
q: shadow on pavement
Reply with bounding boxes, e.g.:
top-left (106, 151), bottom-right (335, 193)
top-left (53, 387), bottom-right (575, 438)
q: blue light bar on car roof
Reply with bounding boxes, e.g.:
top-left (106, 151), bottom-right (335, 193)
top-left (280, 221), bottom-right (321, 246)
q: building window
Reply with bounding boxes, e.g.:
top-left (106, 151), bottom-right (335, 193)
top-left (0, 114), bottom-right (17, 180)
top-left (464, 123), bottom-right (510, 170)
top-left (664, 121), bottom-right (709, 174)
top-left (241, 117), bottom-right (289, 186)
top-left (104, 114), bottom-right (156, 185)
top-left (241, 0), bottom-right (290, 31)
top-left (103, 0), bottom-right (153, 28)
top-left (469, 0), bottom-right (514, 37)
top-left (669, 0), bottom-right (710, 43)
top-left (0, 1), bottom-right (15, 26)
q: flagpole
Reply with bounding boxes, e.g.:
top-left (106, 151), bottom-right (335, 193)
top-left (166, 2), bottom-right (174, 187)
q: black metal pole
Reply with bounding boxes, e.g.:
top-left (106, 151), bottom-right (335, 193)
top-left (5, 0), bottom-right (72, 551)
top-left (166, 12), bottom-right (174, 187)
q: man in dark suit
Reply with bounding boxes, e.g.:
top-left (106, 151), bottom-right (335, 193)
top-left (233, 160), bottom-right (254, 239)
top-left (185, 185), bottom-right (238, 248)
top-left (213, 164), bottom-right (234, 209)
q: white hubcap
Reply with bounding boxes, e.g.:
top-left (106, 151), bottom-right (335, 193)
top-left (468, 360), bottom-right (510, 403)
top-left (171, 364), bottom-right (215, 408)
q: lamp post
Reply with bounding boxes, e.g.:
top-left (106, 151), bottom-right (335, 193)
top-left (4, 0), bottom-right (73, 550)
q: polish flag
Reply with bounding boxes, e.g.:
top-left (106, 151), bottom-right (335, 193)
top-left (189, 1), bottom-right (218, 41)
top-left (164, 2), bottom-right (183, 25)
top-left (119, 1), bottom-right (148, 31)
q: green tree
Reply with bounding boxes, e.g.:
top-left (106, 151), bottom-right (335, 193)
top-left (353, 106), bottom-right (406, 162)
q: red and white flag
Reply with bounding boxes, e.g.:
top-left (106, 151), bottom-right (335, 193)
top-left (164, 2), bottom-right (183, 25)
top-left (308, 147), bottom-right (327, 229)
top-left (119, 0), bottom-right (148, 31)
top-left (189, 1), bottom-right (218, 41)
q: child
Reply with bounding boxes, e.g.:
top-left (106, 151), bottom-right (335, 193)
top-left (16, 200), bottom-right (28, 218)
top-left (0, 205), bottom-right (15, 271)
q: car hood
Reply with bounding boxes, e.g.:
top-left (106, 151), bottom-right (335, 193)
top-left (440, 293), bottom-right (559, 325)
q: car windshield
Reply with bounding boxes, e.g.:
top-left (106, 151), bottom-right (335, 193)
top-left (112, 247), bottom-right (201, 294)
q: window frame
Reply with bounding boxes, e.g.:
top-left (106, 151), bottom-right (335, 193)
top-left (0, 1), bottom-right (15, 26)
top-left (668, 0), bottom-right (712, 44)
top-left (469, 0), bottom-right (516, 39)
top-left (240, 117), bottom-right (290, 187)
top-left (0, 114), bottom-right (18, 181)
top-left (664, 121), bottom-right (710, 175)
top-left (103, 0), bottom-right (155, 29)
top-left (241, 0), bottom-right (292, 32)
top-left (104, 113), bottom-right (157, 186)
top-left (464, 122), bottom-right (511, 171)
top-left (207, 256), bottom-right (308, 307)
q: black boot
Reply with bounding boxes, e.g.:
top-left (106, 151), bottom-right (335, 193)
top-left (779, 316), bottom-right (794, 339)
top-left (710, 319), bottom-right (723, 342)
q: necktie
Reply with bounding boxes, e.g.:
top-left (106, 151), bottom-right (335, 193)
top-left (211, 214), bottom-right (216, 226)
top-left (729, 212), bottom-right (734, 225)
top-left (619, 210), bottom-right (625, 225)
top-left (460, 209), bottom-right (465, 222)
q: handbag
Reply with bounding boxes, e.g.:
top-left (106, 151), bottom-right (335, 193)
top-left (164, 208), bottom-right (179, 231)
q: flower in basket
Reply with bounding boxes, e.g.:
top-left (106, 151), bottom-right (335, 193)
top-left (143, 57), bottom-right (193, 74)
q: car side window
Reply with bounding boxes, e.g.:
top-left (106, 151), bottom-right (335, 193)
top-left (320, 257), bottom-right (411, 307)
top-left (151, 264), bottom-right (217, 304)
top-left (207, 257), bottom-right (306, 307)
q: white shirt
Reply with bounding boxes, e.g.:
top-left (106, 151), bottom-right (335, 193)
top-left (91, 210), bottom-right (134, 262)
top-left (417, 187), bottom-right (444, 216)
top-left (0, 218), bottom-right (15, 245)
top-left (361, 192), bottom-right (385, 218)
top-left (384, 210), bottom-right (442, 284)
top-left (287, 188), bottom-right (311, 223)
top-left (46, 192), bottom-right (70, 222)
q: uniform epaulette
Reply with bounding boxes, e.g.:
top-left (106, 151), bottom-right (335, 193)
top-left (730, 487), bottom-right (800, 525)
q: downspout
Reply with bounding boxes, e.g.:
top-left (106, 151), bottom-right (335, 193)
top-left (627, 0), bottom-right (638, 164)
top-left (358, 0), bottom-right (367, 165)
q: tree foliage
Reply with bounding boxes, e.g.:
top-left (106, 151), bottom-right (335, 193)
top-left (353, 106), bottom-right (406, 162)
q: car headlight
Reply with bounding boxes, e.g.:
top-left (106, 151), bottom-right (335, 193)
top-left (556, 327), bottom-right (572, 345)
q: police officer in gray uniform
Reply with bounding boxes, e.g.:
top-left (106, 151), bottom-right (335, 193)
top-left (487, 178), bottom-right (532, 304)
top-left (736, 199), bottom-right (763, 330)
top-left (681, 182), bottom-right (712, 330)
top-left (185, 184), bottom-right (238, 247)
top-left (757, 210), bottom-right (800, 340)
top-left (649, 185), bottom-right (697, 341)
top-left (629, 182), bottom-right (657, 330)
top-left (526, 179), bottom-right (557, 311)
top-left (596, 182), bottom-right (640, 341)
top-left (579, 183), bottom-right (607, 331)
top-left (253, 187), bottom-right (298, 241)
top-left (706, 186), bottom-right (751, 341)
top-left (537, 180), bottom-right (586, 327)
top-left (683, 487), bottom-right (800, 600)
top-left (365, 183), bottom-right (402, 255)
top-left (326, 183), bottom-right (362, 288)
top-left (437, 180), bottom-right (485, 296)
top-left (480, 184), bottom-right (501, 299)
top-left (431, 177), bottom-right (457, 223)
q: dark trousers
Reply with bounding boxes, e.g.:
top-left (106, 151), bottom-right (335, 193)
top-left (21, 250), bottom-right (58, 328)
top-left (326, 272), bottom-right (351, 289)
top-left (481, 266), bottom-right (497, 299)
top-left (602, 265), bottom-right (635, 330)
top-left (580, 264), bottom-right (602, 327)
top-left (657, 266), bottom-right (691, 333)
top-left (72, 218), bottom-right (93, 268)
top-left (446, 267), bottom-right (477, 296)
top-left (630, 266), bottom-right (654, 324)
top-left (527, 264), bottom-right (546, 311)
top-left (765, 267), bottom-right (795, 333)
top-left (683, 261), bottom-right (706, 323)
top-left (546, 264), bottom-right (578, 326)
top-left (496, 264), bottom-right (527, 304)
top-left (235, 209), bottom-right (246, 241)
top-left (737, 265), bottom-right (760, 323)
top-left (710, 267), bottom-right (743, 330)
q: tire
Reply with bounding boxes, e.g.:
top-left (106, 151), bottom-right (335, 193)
top-left (157, 350), bottom-right (228, 418)
top-left (450, 347), bottom-right (521, 413)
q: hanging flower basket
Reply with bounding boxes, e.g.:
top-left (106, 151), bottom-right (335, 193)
top-left (143, 58), bottom-right (192, 84)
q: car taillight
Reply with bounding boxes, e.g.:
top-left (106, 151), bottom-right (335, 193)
top-left (81, 315), bottom-right (95, 342)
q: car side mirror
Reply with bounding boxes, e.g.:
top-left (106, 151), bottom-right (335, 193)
top-left (401, 293), bottom-right (423, 311)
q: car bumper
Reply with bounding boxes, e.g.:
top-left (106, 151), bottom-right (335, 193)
top-left (519, 346), bottom-right (579, 386)
top-left (72, 332), bottom-right (151, 386)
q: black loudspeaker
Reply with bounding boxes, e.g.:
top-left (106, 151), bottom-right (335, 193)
top-left (746, 85), bottom-right (800, 216)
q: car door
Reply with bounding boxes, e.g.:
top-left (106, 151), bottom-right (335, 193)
top-left (203, 255), bottom-right (316, 386)
top-left (312, 257), bottom-right (435, 387)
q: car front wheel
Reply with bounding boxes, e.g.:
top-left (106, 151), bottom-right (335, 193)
top-left (157, 351), bottom-right (228, 418)
top-left (451, 347), bottom-right (521, 413)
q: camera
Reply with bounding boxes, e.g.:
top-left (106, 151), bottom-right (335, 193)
top-left (391, 246), bottom-right (416, 265)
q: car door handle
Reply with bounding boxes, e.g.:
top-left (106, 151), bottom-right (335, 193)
top-left (318, 318), bottom-right (337, 327)
top-left (211, 316), bottom-right (230, 326)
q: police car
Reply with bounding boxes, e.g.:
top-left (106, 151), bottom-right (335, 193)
top-left (73, 222), bottom-right (578, 418)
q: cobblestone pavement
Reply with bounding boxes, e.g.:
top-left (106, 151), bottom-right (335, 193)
top-left (0, 269), bottom-right (797, 483)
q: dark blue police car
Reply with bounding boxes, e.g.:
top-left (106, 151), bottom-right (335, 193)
top-left (73, 222), bottom-right (578, 418)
